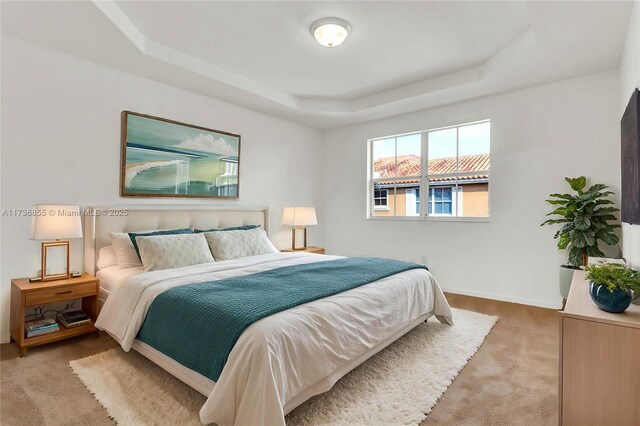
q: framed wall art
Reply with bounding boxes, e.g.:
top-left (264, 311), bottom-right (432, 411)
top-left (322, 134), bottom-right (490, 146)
top-left (621, 89), bottom-right (639, 224)
top-left (120, 111), bottom-right (240, 198)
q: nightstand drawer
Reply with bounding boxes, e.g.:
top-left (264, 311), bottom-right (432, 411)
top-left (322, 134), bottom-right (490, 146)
top-left (25, 282), bottom-right (96, 306)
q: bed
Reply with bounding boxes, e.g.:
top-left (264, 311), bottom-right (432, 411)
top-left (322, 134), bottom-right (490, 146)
top-left (86, 206), bottom-right (453, 425)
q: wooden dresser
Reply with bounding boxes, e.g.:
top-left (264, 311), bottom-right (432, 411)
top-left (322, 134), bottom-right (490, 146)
top-left (559, 270), bottom-right (640, 426)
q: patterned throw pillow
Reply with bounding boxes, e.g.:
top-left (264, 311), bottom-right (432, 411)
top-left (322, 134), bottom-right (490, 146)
top-left (136, 233), bottom-right (215, 272)
top-left (128, 228), bottom-right (194, 260)
top-left (203, 227), bottom-right (278, 261)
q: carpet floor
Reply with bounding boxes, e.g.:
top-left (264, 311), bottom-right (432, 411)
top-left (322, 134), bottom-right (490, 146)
top-left (68, 308), bottom-right (496, 425)
top-left (0, 293), bottom-right (559, 425)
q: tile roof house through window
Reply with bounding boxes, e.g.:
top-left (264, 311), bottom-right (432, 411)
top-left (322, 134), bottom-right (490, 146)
top-left (372, 154), bottom-right (490, 217)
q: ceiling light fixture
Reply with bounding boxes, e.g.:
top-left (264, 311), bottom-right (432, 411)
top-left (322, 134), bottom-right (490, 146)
top-left (310, 17), bottom-right (351, 48)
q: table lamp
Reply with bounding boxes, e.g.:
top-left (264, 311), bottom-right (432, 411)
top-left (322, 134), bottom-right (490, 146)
top-left (282, 207), bottom-right (317, 250)
top-left (30, 205), bottom-right (83, 281)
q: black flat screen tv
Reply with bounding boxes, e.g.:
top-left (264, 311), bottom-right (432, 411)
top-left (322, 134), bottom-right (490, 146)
top-left (621, 88), bottom-right (640, 225)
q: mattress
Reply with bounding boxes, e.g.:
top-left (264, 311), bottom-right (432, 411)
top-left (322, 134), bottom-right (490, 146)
top-left (96, 266), bottom-right (144, 301)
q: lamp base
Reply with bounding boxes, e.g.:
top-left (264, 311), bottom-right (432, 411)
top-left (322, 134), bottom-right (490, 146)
top-left (291, 227), bottom-right (308, 250)
top-left (40, 275), bottom-right (70, 282)
top-left (40, 240), bottom-right (71, 281)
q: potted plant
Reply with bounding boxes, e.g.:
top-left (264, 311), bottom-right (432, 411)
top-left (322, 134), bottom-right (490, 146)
top-left (541, 177), bottom-right (620, 298)
top-left (585, 263), bottom-right (640, 313)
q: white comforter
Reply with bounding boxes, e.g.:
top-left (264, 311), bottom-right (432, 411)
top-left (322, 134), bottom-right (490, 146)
top-left (96, 252), bottom-right (453, 425)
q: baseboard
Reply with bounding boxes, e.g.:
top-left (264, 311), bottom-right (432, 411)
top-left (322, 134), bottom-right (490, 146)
top-left (441, 286), bottom-right (563, 310)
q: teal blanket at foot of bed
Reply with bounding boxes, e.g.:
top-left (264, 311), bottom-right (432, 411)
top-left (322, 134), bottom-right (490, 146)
top-left (136, 257), bottom-right (428, 381)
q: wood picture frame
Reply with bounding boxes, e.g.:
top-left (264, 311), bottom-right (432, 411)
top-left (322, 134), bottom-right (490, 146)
top-left (120, 111), bottom-right (241, 199)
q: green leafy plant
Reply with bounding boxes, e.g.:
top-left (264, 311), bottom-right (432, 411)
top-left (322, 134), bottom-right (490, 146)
top-left (585, 263), bottom-right (640, 293)
top-left (541, 176), bottom-right (620, 267)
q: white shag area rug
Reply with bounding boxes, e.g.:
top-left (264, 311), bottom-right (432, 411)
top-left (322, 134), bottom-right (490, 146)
top-left (70, 308), bottom-right (497, 425)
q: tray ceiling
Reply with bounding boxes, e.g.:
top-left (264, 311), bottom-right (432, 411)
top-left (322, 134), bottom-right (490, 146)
top-left (1, 1), bottom-right (633, 129)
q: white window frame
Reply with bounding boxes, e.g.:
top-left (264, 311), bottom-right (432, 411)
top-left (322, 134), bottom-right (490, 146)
top-left (373, 188), bottom-right (389, 210)
top-left (367, 119), bottom-right (490, 222)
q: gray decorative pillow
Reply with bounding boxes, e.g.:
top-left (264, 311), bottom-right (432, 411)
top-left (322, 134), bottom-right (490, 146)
top-left (204, 227), bottom-right (278, 261)
top-left (136, 233), bottom-right (214, 272)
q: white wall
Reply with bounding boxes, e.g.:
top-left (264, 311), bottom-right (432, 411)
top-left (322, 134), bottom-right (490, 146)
top-left (0, 26), bottom-right (632, 345)
top-left (322, 71), bottom-right (621, 309)
top-left (0, 37), bottom-right (324, 343)
top-left (620, 1), bottom-right (640, 269)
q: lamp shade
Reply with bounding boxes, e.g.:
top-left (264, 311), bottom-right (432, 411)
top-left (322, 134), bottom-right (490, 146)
top-left (282, 207), bottom-right (318, 227)
top-left (30, 205), bottom-right (83, 240)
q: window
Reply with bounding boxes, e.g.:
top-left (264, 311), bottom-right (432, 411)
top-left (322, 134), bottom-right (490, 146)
top-left (368, 120), bottom-right (490, 219)
top-left (429, 186), bottom-right (452, 215)
top-left (374, 189), bottom-right (388, 209)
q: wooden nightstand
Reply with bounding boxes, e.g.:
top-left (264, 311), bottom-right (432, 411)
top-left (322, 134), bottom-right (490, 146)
top-left (281, 246), bottom-right (325, 254)
top-left (10, 274), bottom-right (100, 357)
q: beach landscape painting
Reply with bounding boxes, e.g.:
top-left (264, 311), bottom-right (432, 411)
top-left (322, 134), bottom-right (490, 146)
top-left (120, 111), bottom-right (240, 198)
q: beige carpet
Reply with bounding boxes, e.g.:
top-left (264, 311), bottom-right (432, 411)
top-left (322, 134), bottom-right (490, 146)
top-left (425, 294), bottom-right (559, 426)
top-left (1, 294), bottom-right (560, 426)
top-left (69, 308), bottom-right (496, 425)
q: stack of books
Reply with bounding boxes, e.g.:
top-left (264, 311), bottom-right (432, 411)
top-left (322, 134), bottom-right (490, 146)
top-left (25, 319), bottom-right (59, 338)
top-left (58, 310), bottom-right (91, 328)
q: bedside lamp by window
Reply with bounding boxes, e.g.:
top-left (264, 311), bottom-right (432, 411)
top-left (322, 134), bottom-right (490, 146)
top-left (30, 205), bottom-right (83, 281)
top-left (282, 207), bottom-right (317, 250)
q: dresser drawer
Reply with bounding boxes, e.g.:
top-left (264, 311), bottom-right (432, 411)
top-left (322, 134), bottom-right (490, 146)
top-left (25, 282), bottom-right (97, 306)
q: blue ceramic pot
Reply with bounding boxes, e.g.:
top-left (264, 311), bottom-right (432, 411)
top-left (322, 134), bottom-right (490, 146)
top-left (589, 282), bottom-right (632, 313)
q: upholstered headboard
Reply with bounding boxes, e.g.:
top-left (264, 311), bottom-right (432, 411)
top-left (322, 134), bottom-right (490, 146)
top-left (83, 205), bottom-right (269, 274)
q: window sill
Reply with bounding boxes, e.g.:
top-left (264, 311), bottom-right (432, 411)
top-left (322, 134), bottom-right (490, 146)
top-left (424, 216), bottom-right (490, 223)
top-left (366, 215), bottom-right (490, 223)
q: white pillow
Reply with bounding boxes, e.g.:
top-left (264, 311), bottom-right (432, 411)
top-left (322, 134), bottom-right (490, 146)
top-left (204, 227), bottom-right (278, 261)
top-left (96, 245), bottom-right (118, 270)
top-left (108, 231), bottom-right (148, 269)
top-left (136, 233), bottom-right (214, 272)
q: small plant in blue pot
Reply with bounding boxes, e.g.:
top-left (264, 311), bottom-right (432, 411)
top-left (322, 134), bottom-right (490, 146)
top-left (585, 263), bottom-right (640, 313)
